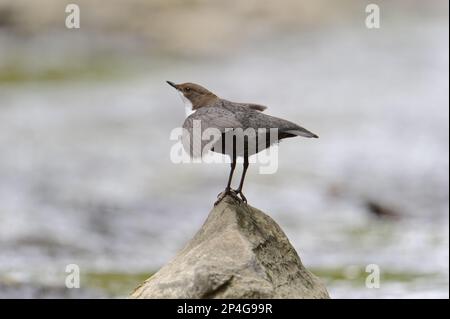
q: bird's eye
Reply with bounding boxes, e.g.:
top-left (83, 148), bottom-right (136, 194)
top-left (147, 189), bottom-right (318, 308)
top-left (185, 88), bottom-right (190, 92)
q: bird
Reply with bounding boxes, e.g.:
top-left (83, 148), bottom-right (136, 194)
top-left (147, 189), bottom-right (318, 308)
top-left (167, 81), bottom-right (318, 205)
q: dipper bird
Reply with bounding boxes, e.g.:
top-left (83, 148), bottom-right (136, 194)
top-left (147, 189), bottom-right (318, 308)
top-left (167, 81), bottom-right (318, 205)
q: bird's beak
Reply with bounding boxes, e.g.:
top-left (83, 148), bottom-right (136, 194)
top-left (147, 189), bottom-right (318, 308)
top-left (166, 81), bottom-right (178, 90)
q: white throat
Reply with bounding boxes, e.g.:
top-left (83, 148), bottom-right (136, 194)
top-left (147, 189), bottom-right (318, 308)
top-left (178, 92), bottom-right (195, 117)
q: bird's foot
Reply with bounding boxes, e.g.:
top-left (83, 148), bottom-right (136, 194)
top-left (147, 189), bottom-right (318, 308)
top-left (215, 188), bottom-right (238, 206)
top-left (235, 190), bottom-right (247, 204)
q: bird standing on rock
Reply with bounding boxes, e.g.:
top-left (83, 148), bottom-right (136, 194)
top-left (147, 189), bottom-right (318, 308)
top-left (167, 81), bottom-right (318, 205)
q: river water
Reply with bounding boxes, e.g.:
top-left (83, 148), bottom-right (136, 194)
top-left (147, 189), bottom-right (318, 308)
top-left (0, 21), bottom-right (448, 298)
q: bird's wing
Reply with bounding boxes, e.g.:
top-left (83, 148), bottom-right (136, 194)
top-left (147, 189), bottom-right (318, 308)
top-left (183, 107), bottom-right (243, 132)
top-left (231, 102), bottom-right (267, 112)
top-left (182, 107), bottom-right (243, 157)
top-left (243, 112), bottom-right (319, 139)
top-left (222, 99), bottom-right (267, 112)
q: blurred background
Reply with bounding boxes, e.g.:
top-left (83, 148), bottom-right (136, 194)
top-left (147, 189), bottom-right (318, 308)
top-left (0, 0), bottom-right (448, 298)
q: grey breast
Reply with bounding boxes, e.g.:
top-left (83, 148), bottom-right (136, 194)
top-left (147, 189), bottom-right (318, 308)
top-left (182, 103), bottom-right (242, 158)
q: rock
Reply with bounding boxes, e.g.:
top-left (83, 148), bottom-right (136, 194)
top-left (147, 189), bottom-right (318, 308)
top-left (130, 196), bottom-right (330, 299)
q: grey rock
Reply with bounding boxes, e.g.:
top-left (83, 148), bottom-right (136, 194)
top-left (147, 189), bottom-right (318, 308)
top-left (130, 196), bottom-right (330, 299)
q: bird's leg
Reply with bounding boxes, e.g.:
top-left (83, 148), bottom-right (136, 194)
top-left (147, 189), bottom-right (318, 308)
top-left (225, 159), bottom-right (236, 193)
top-left (214, 159), bottom-right (237, 205)
top-left (215, 137), bottom-right (238, 205)
top-left (236, 153), bottom-right (249, 203)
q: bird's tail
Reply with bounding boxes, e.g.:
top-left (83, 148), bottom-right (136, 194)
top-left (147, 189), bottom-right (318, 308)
top-left (283, 127), bottom-right (319, 138)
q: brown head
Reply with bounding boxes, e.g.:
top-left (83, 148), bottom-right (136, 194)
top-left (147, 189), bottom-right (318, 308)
top-left (166, 81), bottom-right (218, 111)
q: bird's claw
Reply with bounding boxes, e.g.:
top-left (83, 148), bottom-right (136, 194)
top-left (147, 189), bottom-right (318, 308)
top-left (236, 190), bottom-right (247, 204)
top-left (215, 188), bottom-right (248, 206)
top-left (215, 188), bottom-right (238, 206)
